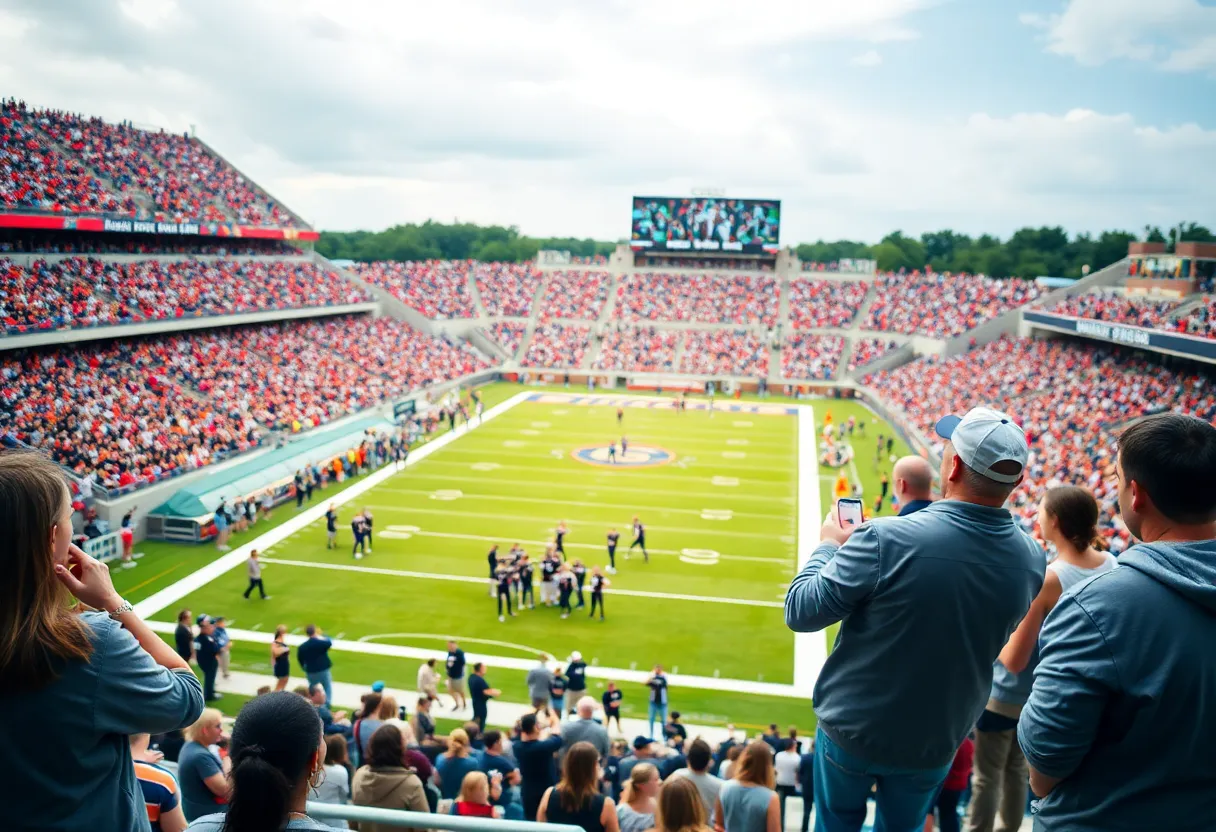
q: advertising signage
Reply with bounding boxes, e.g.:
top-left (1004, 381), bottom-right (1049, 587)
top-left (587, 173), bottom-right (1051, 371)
top-left (1023, 311), bottom-right (1216, 362)
top-left (630, 196), bottom-right (780, 254)
top-left (0, 211), bottom-right (319, 241)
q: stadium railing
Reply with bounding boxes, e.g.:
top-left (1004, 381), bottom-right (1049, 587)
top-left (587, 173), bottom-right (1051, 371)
top-left (305, 802), bottom-right (582, 832)
top-left (83, 530), bottom-right (123, 563)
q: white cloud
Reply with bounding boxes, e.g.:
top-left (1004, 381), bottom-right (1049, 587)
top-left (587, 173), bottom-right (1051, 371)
top-left (0, 0), bottom-right (1211, 244)
top-left (1023, 0), bottom-right (1216, 72)
top-left (851, 50), bottom-right (884, 67)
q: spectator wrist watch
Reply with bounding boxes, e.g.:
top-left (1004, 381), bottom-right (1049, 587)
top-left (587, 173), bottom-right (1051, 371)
top-left (107, 599), bottom-right (134, 620)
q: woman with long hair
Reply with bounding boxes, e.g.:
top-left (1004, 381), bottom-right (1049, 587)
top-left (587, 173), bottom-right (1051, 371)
top-left (272, 626), bottom-right (291, 691)
top-left (352, 692), bottom-right (384, 761)
top-left (454, 770), bottom-right (504, 818)
top-left (714, 742), bottom-right (780, 832)
top-left (436, 727), bottom-right (481, 800)
top-left (311, 734), bottom-right (353, 829)
top-left (617, 762), bottom-right (660, 832)
top-left (186, 691), bottom-right (333, 831)
top-left (351, 723), bottom-right (430, 832)
top-left (0, 452), bottom-right (203, 831)
top-left (657, 776), bottom-right (713, 832)
top-left (970, 486), bottom-right (1117, 832)
top-left (538, 741), bottom-right (620, 832)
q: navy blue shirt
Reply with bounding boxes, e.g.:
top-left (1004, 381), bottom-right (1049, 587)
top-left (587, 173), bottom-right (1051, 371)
top-left (549, 676), bottom-right (567, 698)
top-left (297, 635), bottom-right (333, 673)
top-left (470, 674), bottom-right (491, 711)
top-left (193, 633), bottom-right (218, 669)
top-left (603, 690), bottom-right (623, 711)
top-left (446, 648), bottom-right (466, 680)
top-left (567, 661), bottom-right (587, 692)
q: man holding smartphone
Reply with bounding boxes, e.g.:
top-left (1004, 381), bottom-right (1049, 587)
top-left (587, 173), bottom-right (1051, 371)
top-left (785, 406), bottom-right (1045, 832)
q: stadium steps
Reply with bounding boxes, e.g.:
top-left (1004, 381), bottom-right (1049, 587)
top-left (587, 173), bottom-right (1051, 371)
top-left (311, 251), bottom-right (439, 335)
top-left (470, 325), bottom-right (516, 362)
top-left (194, 135), bottom-right (312, 230)
top-left (778, 276), bottom-right (792, 330)
top-left (673, 331), bottom-right (689, 370)
top-left (530, 271), bottom-right (553, 320)
top-left (596, 273), bottom-right (622, 327)
top-left (849, 280), bottom-right (881, 333)
top-left (1167, 293), bottom-right (1209, 322)
top-left (845, 340), bottom-right (916, 380)
top-left (467, 271), bottom-right (490, 317)
top-left (834, 338), bottom-right (855, 380)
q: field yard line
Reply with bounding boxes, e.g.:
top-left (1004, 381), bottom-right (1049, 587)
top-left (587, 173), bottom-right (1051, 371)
top-left (258, 557), bottom-right (786, 608)
top-left (439, 446), bottom-right (799, 462)
top-left (375, 487), bottom-right (792, 520)
top-left (131, 391), bottom-right (534, 619)
top-left (388, 474), bottom-right (795, 504)
top-left (793, 405), bottom-right (829, 693)
top-left (417, 460), bottom-right (796, 487)
top-left (477, 425), bottom-right (796, 447)
top-left (364, 505), bottom-right (778, 539)
top-left (143, 621), bottom-right (805, 697)
top-left (391, 530), bottom-right (794, 564)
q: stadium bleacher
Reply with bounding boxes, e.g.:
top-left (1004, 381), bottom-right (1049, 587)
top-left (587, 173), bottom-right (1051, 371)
top-left (781, 334), bottom-right (844, 380)
top-left (1039, 290), bottom-right (1180, 329)
top-left (351, 260), bottom-right (479, 319)
top-left (485, 321), bottom-right (528, 356)
top-left (1178, 297), bottom-right (1216, 339)
top-left (787, 278), bottom-right (869, 329)
top-left (474, 262), bottom-right (544, 317)
top-left (847, 337), bottom-right (901, 371)
top-left (537, 270), bottom-right (611, 320)
top-left (680, 329), bottom-right (769, 376)
top-left (865, 272), bottom-right (1041, 338)
top-left (614, 273), bottom-right (779, 326)
top-left (520, 322), bottom-right (590, 369)
top-left (594, 326), bottom-right (680, 373)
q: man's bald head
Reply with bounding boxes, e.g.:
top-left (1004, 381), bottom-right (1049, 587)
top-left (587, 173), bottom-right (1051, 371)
top-left (577, 696), bottom-right (596, 718)
top-left (893, 455), bottom-right (934, 501)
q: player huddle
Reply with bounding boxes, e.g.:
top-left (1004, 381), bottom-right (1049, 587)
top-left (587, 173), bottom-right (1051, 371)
top-left (487, 518), bottom-right (650, 623)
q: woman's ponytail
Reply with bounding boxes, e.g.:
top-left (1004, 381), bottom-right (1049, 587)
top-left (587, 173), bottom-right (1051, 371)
top-left (224, 745), bottom-right (294, 832)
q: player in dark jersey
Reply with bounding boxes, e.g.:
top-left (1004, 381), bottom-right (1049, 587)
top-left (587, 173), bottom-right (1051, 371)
top-left (362, 507), bottom-right (374, 554)
top-left (608, 442), bottom-right (616, 464)
top-left (628, 515), bottom-right (648, 562)
top-left (555, 521), bottom-right (568, 559)
top-left (541, 550), bottom-right (559, 606)
top-left (518, 555), bottom-right (535, 609)
top-left (606, 528), bottom-right (620, 573)
top-left (601, 680), bottom-right (622, 732)
top-left (557, 564), bottom-right (575, 619)
top-left (589, 567), bottom-right (609, 621)
top-left (571, 559), bottom-right (587, 608)
top-left (496, 562), bottom-right (516, 622)
top-left (620, 436), bottom-right (629, 458)
top-left (351, 512), bottom-right (368, 558)
top-left (325, 504), bottom-right (338, 549)
top-left (487, 544), bottom-right (500, 598)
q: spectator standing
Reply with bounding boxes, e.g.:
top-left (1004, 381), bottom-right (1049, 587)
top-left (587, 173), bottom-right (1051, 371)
top-left (243, 550), bottom-right (268, 599)
top-left (445, 639), bottom-right (468, 711)
top-left (618, 736), bottom-right (661, 791)
top-left (271, 626), bottom-right (291, 691)
top-left (213, 616), bottom-right (231, 680)
top-left (437, 729), bottom-right (482, 801)
top-left (177, 709), bottom-right (228, 822)
top-left (298, 625), bottom-right (334, 706)
top-left (527, 653), bottom-right (555, 707)
top-left (194, 616), bottom-right (221, 701)
top-left (658, 776), bottom-right (714, 832)
top-left (617, 763), bottom-right (659, 832)
top-left (185, 692), bottom-right (335, 831)
top-left (714, 742), bottom-right (780, 832)
top-left (550, 665), bottom-right (569, 714)
top-left (1019, 413), bottom-right (1216, 831)
top-left (567, 651), bottom-right (589, 711)
top-left (417, 658), bottom-right (439, 702)
top-left (971, 486), bottom-right (1115, 832)
top-left (538, 741), bottom-right (621, 832)
top-left (646, 665), bottom-right (669, 740)
top-left (785, 407), bottom-right (1044, 831)
top-left (562, 695), bottom-right (611, 763)
top-left (213, 500), bottom-right (231, 551)
top-left (933, 737), bottom-right (974, 832)
top-left (892, 455), bottom-right (935, 515)
top-left (131, 733), bottom-right (188, 832)
top-left (174, 609), bottom-right (194, 662)
top-left (773, 740), bottom-right (801, 830)
top-left (517, 710), bottom-right (564, 820)
top-left (602, 682), bottom-right (624, 734)
top-left (312, 735), bottom-right (353, 829)
top-left (669, 738), bottom-right (723, 826)
top-left (351, 724), bottom-right (430, 832)
top-left (468, 662), bottom-right (500, 731)
top-left (761, 725), bottom-right (783, 755)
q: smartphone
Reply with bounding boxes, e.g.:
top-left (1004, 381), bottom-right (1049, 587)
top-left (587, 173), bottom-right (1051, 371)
top-left (836, 498), bottom-right (865, 529)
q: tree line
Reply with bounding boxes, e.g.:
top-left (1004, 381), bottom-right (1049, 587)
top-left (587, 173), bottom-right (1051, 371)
top-left (317, 220), bottom-right (1214, 280)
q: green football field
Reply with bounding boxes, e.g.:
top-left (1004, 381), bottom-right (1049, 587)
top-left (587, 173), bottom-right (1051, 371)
top-left (117, 382), bottom-right (912, 730)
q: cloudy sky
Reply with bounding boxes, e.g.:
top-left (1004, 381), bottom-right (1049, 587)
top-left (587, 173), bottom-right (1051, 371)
top-left (2, 0), bottom-right (1214, 243)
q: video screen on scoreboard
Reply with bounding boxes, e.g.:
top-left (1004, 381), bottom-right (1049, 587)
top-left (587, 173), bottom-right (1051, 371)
top-left (630, 196), bottom-right (781, 253)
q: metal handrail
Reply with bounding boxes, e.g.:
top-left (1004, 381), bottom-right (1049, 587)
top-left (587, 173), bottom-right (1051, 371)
top-left (305, 802), bottom-right (582, 832)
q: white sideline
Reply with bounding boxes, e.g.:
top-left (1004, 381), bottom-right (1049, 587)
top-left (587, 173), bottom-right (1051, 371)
top-left (132, 391), bottom-right (534, 619)
top-left (257, 557), bottom-right (786, 608)
top-left (146, 621), bottom-right (805, 698)
top-left (792, 405), bottom-right (828, 693)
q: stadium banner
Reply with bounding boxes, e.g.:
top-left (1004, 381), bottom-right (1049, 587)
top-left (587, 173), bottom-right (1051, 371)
top-left (630, 196), bottom-right (780, 254)
top-left (1023, 311), bottom-right (1216, 361)
top-left (0, 211), bottom-right (319, 241)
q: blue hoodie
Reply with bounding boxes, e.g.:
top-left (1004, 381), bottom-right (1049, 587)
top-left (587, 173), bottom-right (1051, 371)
top-left (1018, 540), bottom-right (1216, 831)
top-left (786, 500), bottom-right (1045, 769)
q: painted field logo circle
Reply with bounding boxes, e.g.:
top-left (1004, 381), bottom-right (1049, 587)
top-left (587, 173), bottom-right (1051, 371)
top-left (572, 444), bottom-right (676, 468)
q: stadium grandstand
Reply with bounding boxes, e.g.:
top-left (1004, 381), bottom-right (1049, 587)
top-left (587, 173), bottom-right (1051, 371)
top-left (3, 93), bottom-right (1215, 832)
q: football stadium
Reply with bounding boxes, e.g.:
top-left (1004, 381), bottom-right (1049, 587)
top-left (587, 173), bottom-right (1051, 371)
top-left (3, 5), bottom-right (1216, 832)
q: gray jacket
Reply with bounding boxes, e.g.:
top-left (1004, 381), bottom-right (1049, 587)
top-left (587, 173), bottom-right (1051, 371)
top-left (525, 663), bottom-right (553, 704)
top-left (561, 718), bottom-right (610, 762)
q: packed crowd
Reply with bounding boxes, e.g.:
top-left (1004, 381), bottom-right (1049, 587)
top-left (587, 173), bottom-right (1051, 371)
top-left (475, 262), bottom-right (545, 317)
top-left (1039, 290), bottom-right (1180, 329)
top-left (351, 261), bottom-right (478, 319)
top-left (614, 274), bottom-right (779, 326)
top-left (866, 336), bottom-right (1216, 550)
top-left (521, 323), bottom-right (591, 369)
top-left (594, 327), bottom-right (680, 373)
top-left (0, 99), bottom-right (135, 216)
top-left (786, 279), bottom-right (869, 329)
top-left (538, 271), bottom-right (611, 320)
top-left (27, 103), bottom-right (297, 226)
top-left (1, 257), bottom-right (368, 334)
top-left (0, 230), bottom-right (299, 255)
top-left (1177, 297), bottom-right (1216, 340)
top-left (486, 322), bottom-right (528, 356)
top-left (780, 334), bottom-right (844, 380)
top-left (680, 330), bottom-right (769, 377)
top-left (846, 337), bottom-right (901, 371)
top-left (570, 254), bottom-right (609, 265)
top-left (864, 273), bottom-right (1041, 338)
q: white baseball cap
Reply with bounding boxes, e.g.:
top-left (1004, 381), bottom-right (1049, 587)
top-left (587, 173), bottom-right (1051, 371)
top-left (934, 406), bottom-right (1028, 484)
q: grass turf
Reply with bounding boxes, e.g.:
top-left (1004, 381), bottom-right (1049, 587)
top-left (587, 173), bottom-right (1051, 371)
top-left (125, 381), bottom-right (912, 728)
